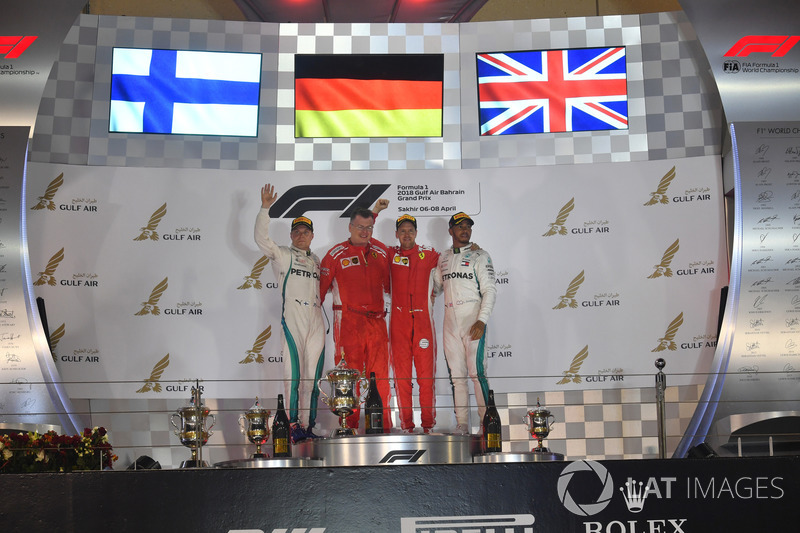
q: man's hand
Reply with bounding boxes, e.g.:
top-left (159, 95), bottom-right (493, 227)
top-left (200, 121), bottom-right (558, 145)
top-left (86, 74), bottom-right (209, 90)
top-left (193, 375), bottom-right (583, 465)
top-left (469, 320), bottom-right (486, 341)
top-left (372, 198), bottom-right (390, 214)
top-left (261, 183), bottom-right (277, 209)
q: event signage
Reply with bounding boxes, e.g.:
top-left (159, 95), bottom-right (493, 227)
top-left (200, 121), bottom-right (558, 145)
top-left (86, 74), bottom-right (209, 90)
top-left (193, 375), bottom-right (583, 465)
top-left (26, 157), bottom-right (726, 401)
top-left (0, 0), bottom-right (87, 129)
top-left (1, 457), bottom-right (797, 531)
top-left (0, 127), bottom-right (78, 433)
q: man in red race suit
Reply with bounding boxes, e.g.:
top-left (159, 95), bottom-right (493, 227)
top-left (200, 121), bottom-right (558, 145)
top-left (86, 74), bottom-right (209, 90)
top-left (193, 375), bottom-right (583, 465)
top-left (382, 211), bottom-right (440, 433)
top-left (320, 203), bottom-right (392, 431)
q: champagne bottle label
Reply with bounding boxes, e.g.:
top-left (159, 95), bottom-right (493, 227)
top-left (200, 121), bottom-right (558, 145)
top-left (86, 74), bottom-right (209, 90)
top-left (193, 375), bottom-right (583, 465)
top-left (487, 433), bottom-right (501, 449)
top-left (274, 438), bottom-right (289, 455)
top-left (368, 413), bottom-right (382, 430)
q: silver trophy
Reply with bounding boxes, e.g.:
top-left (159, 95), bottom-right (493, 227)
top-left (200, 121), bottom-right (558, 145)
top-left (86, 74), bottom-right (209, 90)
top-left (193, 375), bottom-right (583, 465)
top-left (317, 350), bottom-right (368, 437)
top-left (524, 399), bottom-right (555, 453)
top-left (238, 397), bottom-right (271, 458)
top-left (170, 387), bottom-right (216, 467)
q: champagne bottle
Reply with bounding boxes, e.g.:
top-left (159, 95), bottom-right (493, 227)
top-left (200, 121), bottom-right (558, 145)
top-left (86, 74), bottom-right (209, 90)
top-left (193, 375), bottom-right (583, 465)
top-left (364, 372), bottom-right (384, 434)
top-left (272, 394), bottom-right (291, 457)
top-left (482, 389), bottom-right (502, 453)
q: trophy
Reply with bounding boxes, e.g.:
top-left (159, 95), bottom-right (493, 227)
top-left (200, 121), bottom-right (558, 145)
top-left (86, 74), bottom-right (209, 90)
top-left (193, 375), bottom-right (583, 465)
top-left (524, 398), bottom-right (555, 453)
top-left (238, 397), bottom-right (271, 458)
top-left (317, 350), bottom-right (368, 437)
top-left (170, 387), bottom-right (216, 467)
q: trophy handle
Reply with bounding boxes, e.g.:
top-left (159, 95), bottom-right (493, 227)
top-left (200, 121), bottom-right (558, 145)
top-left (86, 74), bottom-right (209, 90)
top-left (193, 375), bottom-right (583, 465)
top-left (238, 414), bottom-right (246, 434)
top-left (358, 376), bottom-right (369, 403)
top-left (317, 378), bottom-right (330, 405)
top-left (169, 413), bottom-right (181, 435)
top-left (206, 414), bottom-right (216, 436)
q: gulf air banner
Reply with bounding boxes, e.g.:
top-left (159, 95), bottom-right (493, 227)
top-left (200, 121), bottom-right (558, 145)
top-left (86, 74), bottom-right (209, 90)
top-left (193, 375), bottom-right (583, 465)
top-left (25, 156), bottom-right (726, 399)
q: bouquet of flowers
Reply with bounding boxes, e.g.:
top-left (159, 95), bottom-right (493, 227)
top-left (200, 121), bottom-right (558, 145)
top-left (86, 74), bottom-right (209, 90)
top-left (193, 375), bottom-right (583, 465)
top-left (0, 427), bottom-right (118, 473)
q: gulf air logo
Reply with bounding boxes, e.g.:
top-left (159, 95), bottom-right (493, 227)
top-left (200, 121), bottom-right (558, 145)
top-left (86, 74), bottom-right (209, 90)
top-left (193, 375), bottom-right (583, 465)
top-left (31, 173), bottom-right (64, 211)
top-left (136, 353), bottom-right (170, 393)
top-left (239, 326), bottom-right (272, 364)
top-left (553, 270), bottom-right (584, 309)
top-left (237, 256), bottom-right (270, 289)
top-left (557, 345), bottom-right (589, 384)
top-left (133, 203), bottom-right (167, 241)
top-left (267, 184), bottom-right (390, 219)
top-left (135, 277), bottom-right (168, 316)
top-left (725, 36), bottom-right (800, 57)
top-left (33, 247), bottom-right (65, 286)
top-left (0, 36), bottom-right (37, 59)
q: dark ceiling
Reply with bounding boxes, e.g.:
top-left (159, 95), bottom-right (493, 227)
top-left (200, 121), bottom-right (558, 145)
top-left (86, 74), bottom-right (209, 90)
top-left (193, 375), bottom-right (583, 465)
top-left (233, 0), bottom-right (489, 23)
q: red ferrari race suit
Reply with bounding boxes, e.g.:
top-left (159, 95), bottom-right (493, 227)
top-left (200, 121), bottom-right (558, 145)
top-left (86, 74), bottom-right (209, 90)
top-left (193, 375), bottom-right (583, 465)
top-left (320, 239), bottom-right (392, 430)
top-left (389, 244), bottom-right (440, 432)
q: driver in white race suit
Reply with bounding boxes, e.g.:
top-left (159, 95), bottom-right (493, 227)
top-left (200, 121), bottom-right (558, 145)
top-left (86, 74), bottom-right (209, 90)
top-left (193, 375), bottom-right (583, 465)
top-left (434, 211), bottom-right (497, 434)
top-left (254, 184), bottom-right (325, 442)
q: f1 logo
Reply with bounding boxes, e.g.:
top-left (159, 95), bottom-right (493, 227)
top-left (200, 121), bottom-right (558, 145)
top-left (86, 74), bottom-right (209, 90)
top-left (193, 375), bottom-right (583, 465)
top-left (268, 184), bottom-right (391, 219)
top-left (724, 35), bottom-right (800, 57)
top-left (0, 36), bottom-right (37, 59)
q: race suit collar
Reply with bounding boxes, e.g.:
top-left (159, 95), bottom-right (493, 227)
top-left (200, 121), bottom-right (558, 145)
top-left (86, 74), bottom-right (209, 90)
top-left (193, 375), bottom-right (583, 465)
top-left (453, 242), bottom-right (472, 254)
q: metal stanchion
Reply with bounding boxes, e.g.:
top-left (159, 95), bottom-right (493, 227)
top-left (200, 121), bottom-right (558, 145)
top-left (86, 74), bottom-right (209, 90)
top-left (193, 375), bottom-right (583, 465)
top-left (655, 358), bottom-right (667, 459)
top-left (193, 382), bottom-right (203, 467)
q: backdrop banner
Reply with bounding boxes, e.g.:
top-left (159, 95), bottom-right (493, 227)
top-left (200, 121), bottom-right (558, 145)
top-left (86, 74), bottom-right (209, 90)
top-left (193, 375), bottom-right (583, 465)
top-left (26, 156), bottom-right (726, 399)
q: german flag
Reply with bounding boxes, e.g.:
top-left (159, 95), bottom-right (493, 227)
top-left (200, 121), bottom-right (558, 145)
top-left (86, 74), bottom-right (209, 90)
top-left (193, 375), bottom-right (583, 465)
top-left (295, 54), bottom-right (444, 138)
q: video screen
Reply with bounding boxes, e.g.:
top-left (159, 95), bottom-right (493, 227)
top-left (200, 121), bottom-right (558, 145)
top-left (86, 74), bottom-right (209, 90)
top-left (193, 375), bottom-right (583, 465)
top-left (110, 48), bottom-right (262, 137)
top-left (294, 54), bottom-right (444, 138)
top-left (476, 47), bottom-right (628, 135)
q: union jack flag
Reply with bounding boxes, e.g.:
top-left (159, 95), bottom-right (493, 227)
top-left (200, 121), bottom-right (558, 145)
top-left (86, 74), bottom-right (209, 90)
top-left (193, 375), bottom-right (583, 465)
top-left (477, 47), bottom-right (628, 136)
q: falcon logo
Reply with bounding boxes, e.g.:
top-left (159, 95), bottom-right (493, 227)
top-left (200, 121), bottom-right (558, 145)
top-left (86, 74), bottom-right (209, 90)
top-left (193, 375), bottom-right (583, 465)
top-left (553, 270), bottom-right (584, 309)
top-left (644, 166), bottom-right (676, 205)
top-left (135, 277), bottom-right (168, 316)
top-left (557, 345), bottom-right (589, 384)
top-left (237, 256), bottom-right (270, 289)
top-left (543, 198), bottom-right (574, 236)
top-left (268, 184), bottom-right (391, 219)
top-left (33, 247), bottom-right (65, 286)
top-left (724, 35), bottom-right (800, 57)
top-left (648, 238), bottom-right (680, 279)
top-left (239, 326), bottom-right (272, 364)
top-left (133, 203), bottom-right (167, 241)
top-left (0, 36), bottom-right (37, 59)
top-left (651, 312), bottom-right (684, 352)
top-left (136, 353), bottom-right (170, 393)
top-left (30, 173), bottom-right (63, 211)
top-left (48, 323), bottom-right (65, 361)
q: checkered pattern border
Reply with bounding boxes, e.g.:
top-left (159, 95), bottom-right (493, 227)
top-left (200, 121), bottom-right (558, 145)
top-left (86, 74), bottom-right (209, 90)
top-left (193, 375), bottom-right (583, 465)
top-left (29, 15), bottom-right (98, 166)
top-left (458, 15), bottom-right (649, 168)
top-left (273, 23), bottom-right (462, 171)
top-left (30, 13), bottom-right (721, 170)
top-left (93, 385), bottom-right (704, 469)
top-left (639, 11), bottom-right (723, 160)
top-left (31, 15), bottom-right (280, 170)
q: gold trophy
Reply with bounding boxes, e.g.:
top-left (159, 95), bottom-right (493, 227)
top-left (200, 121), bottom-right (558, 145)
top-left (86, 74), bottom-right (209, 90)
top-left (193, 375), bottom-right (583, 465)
top-left (317, 350), bottom-right (368, 437)
top-left (170, 387), bottom-right (215, 467)
top-left (238, 397), bottom-right (271, 458)
top-left (524, 398), bottom-right (555, 453)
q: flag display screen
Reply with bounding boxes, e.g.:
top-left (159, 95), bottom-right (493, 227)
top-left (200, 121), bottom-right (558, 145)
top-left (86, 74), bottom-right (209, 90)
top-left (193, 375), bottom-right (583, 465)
top-left (109, 48), bottom-right (262, 137)
top-left (477, 47), bottom-right (628, 135)
top-left (294, 54), bottom-right (444, 138)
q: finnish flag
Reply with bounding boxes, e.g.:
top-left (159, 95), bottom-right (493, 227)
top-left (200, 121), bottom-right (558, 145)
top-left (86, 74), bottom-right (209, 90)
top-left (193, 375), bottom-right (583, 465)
top-left (110, 48), bottom-right (262, 137)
